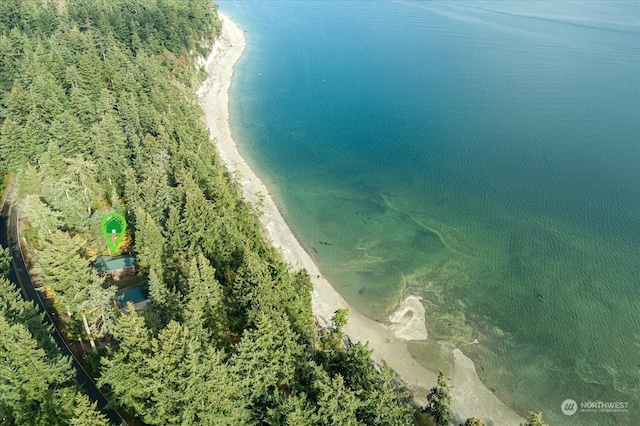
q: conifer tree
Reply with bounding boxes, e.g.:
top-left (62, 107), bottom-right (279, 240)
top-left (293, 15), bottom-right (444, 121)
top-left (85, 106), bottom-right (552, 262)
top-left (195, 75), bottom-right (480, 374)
top-left (0, 33), bottom-right (21, 92)
top-left (359, 364), bottom-right (413, 425)
top-left (231, 310), bottom-right (303, 421)
top-left (520, 412), bottom-right (547, 426)
top-left (147, 267), bottom-right (181, 328)
top-left (164, 204), bottom-right (188, 267)
top-left (37, 231), bottom-right (92, 317)
top-left (314, 372), bottom-right (363, 426)
top-left (0, 314), bottom-right (76, 425)
top-left (98, 303), bottom-right (153, 417)
top-left (0, 278), bottom-right (59, 360)
top-left (21, 113), bottom-right (48, 160)
top-left (22, 194), bottom-right (61, 240)
top-left (78, 275), bottom-right (117, 340)
top-left (70, 393), bottom-right (112, 426)
top-left (138, 150), bottom-right (175, 225)
top-left (181, 345), bottom-right (252, 425)
top-left (49, 112), bottom-right (90, 157)
top-left (64, 154), bottom-right (101, 213)
top-left (11, 164), bottom-right (42, 202)
top-left (90, 112), bottom-right (130, 191)
top-left (184, 253), bottom-right (228, 346)
top-left (68, 84), bottom-right (97, 126)
top-left (30, 72), bottom-right (67, 123)
top-left (425, 370), bottom-right (452, 426)
top-left (0, 117), bottom-right (24, 170)
top-left (0, 248), bottom-right (11, 278)
top-left (38, 140), bottom-right (66, 180)
top-left (45, 177), bottom-right (90, 232)
top-left (265, 393), bottom-right (317, 426)
top-left (134, 210), bottom-right (166, 274)
top-left (144, 320), bottom-right (190, 424)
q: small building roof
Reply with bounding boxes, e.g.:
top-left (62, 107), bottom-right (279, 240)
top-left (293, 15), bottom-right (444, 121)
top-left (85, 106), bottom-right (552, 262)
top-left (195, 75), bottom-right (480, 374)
top-left (94, 255), bottom-right (136, 273)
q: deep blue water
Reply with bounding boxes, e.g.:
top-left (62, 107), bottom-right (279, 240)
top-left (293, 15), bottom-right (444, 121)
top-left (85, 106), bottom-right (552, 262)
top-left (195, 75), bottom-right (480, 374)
top-left (217, 1), bottom-right (640, 423)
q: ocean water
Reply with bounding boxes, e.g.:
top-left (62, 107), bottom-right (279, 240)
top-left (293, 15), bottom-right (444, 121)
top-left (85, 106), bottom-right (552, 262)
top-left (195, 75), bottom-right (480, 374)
top-left (217, 1), bottom-right (640, 423)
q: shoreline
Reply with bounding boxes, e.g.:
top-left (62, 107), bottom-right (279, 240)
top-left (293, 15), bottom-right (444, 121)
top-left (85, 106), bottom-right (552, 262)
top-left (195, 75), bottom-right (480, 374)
top-left (199, 12), bottom-right (524, 425)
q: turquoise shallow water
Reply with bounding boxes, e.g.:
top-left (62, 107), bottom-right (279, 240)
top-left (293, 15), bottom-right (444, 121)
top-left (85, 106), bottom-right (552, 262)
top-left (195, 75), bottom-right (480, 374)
top-left (218, 1), bottom-right (640, 423)
top-left (116, 285), bottom-right (146, 305)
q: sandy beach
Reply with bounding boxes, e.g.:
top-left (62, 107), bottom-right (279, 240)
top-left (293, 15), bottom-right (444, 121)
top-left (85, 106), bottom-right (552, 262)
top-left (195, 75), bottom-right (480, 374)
top-left (199, 13), bottom-right (524, 425)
